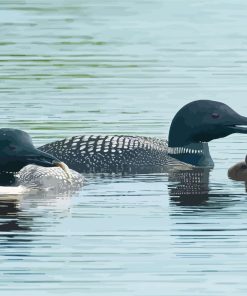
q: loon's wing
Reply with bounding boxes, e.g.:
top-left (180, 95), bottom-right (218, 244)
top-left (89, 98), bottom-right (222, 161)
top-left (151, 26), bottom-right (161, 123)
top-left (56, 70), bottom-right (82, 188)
top-left (16, 165), bottom-right (85, 191)
top-left (38, 135), bottom-right (169, 174)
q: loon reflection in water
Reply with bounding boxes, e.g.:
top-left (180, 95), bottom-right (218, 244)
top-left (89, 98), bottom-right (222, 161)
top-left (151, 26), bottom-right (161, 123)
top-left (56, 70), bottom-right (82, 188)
top-left (167, 167), bottom-right (247, 207)
top-left (0, 128), bottom-right (84, 192)
top-left (168, 167), bottom-right (211, 206)
top-left (39, 100), bottom-right (247, 174)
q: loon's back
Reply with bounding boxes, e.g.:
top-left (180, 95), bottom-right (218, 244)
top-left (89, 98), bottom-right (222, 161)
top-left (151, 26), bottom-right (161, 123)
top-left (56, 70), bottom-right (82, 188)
top-left (16, 165), bottom-right (85, 190)
top-left (39, 135), bottom-right (169, 174)
top-left (0, 166), bottom-right (84, 196)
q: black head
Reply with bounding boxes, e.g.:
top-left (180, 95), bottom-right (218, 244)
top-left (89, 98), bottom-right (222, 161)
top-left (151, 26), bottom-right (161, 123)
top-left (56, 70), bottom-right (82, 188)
top-left (0, 128), bottom-right (60, 173)
top-left (168, 100), bottom-right (247, 147)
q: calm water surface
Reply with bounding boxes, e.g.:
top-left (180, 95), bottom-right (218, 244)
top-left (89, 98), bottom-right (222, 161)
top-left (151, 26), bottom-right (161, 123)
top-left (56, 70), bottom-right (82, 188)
top-left (1, 1), bottom-right (247, 295)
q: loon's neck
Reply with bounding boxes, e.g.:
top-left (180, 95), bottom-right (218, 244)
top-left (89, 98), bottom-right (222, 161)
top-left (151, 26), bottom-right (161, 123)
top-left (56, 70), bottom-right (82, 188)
top-left (168, 142), bottom-right (214, 168)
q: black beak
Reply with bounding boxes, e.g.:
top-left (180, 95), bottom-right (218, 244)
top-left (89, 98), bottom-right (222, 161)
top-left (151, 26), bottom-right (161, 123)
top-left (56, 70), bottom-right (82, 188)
top-left (227, 115), bottom-right (247, 134)
top-left (24, 148), bottom-right (61, 167)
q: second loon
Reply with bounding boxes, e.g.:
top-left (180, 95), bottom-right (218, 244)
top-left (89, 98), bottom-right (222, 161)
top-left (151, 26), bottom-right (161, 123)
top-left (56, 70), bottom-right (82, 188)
top-left (0, 128), bottom-right (84, 191)
top-left (38, 100), bottom-right (247, 173)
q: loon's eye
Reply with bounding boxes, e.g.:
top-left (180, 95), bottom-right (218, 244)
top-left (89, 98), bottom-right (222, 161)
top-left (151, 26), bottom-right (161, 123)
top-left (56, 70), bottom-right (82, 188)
top-left (9, 145), bottom-right (17, 151)
top-left (211, 112), bottom-right (220, 119)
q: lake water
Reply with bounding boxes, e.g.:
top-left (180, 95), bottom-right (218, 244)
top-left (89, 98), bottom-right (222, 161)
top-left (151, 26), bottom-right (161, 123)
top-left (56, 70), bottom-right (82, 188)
top-left (1, 0), bottom-right (247, 295)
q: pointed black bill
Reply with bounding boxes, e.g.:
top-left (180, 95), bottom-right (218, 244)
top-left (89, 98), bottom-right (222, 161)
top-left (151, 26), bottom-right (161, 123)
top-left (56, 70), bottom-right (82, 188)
top-left (227, 115), bottom-right (247, 134)
top-left (25, 149), bottom-right (61, 167)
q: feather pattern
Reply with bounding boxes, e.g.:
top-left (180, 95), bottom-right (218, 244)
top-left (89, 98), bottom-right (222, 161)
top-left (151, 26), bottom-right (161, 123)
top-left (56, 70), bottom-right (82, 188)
top-left (39, 135), bottom-right (172, 173)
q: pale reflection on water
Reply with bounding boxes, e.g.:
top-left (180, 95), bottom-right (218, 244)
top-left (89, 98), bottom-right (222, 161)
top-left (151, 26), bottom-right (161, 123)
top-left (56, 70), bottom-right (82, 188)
top-left (1, 0), bottom-right (247, 295)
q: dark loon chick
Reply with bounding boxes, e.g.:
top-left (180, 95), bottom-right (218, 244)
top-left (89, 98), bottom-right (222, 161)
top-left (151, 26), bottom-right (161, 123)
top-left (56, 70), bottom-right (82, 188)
top-left (38, 100), bottom-right (247, 174)
top-left (228, 155), bottom-right (247, 181)
top-left (0, 128), bottom-right (84, 189)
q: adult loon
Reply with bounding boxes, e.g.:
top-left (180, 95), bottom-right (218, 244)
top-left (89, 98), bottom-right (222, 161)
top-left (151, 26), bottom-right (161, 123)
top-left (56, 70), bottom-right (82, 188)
top-left (39, 100), bottom-right (247, 174)
top-left (0, 128), bottom-right (84, 190)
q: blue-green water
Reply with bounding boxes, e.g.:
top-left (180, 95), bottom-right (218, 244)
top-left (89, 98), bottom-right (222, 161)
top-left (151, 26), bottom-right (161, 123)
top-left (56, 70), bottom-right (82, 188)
top-left (1, 1), bottom-right (247, 295)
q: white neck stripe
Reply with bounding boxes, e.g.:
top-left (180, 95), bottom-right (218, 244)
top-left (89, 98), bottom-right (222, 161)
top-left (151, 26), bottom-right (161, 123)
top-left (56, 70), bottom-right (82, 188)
top-left (168, 147), bottom-right (203, 155)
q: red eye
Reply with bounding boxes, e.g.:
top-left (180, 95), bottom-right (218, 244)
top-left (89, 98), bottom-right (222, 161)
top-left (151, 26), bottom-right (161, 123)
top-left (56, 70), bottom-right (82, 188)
top-left (9, 145), bottom-right (17, 151)
top-left (212, 113), bottom-right (220, 119)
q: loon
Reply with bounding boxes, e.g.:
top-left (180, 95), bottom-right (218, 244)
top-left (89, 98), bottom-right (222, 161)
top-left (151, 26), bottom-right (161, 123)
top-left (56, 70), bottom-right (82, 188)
top-left (228, 155), bottom-right (247, 181)
top-left (38, 100), bottom-right (247, 174)
top-left (0, 128), bottom-right (84, 191)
